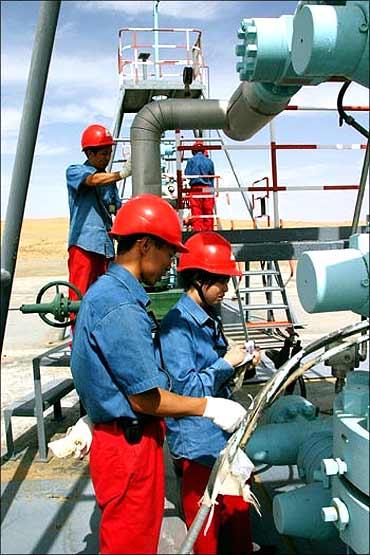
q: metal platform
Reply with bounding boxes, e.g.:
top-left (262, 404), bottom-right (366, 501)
top-left (121, 82), bottom-right (205, 112)
top-left (1, 377), bottom-right (350, 555)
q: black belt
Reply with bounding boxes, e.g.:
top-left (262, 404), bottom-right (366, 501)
top-left (116, 417), bottom-right (147, 445)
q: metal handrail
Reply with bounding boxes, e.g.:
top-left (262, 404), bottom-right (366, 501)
top-left (117, 27), bottom-right (208, 87)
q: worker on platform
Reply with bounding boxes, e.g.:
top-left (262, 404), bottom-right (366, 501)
top-left (159, 231), bottom-right (261, 555)
top-left (185, 141), bottom-right (216, 231)
top-left (69, 194), bottom-right (248, 555)
top-left (66, 123), bottom-right (131, 314)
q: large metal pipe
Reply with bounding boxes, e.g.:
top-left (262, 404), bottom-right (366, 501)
top-left (130, 99), bottom-right (228, 195)
top-left (130, 82), bottom-right (300, 196)
top-left (0, 1), bottom-right (61, 354)
top-left (223, 81), bottom-right (300, 141)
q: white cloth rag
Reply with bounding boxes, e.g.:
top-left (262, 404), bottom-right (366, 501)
top-left (200, 447), bottom-right (261, 535)
top-left (48, 415), bottom-right (93, 459)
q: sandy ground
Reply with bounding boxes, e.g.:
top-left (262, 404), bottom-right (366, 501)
top-left (1, 216), bottom-right (358, 278)
top-left (0, 218), bottom-right (363, 456)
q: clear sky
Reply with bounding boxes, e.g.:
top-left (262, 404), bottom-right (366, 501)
top-left (1, 0), bottom-right (369, 222)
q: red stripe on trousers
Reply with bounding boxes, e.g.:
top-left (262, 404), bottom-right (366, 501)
top-left (90, 419), bottom-right (166, 554)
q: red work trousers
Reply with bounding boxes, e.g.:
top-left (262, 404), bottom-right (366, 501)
top-left (68, 245), bottom-right (109, 299)
top-left (188, 185), bottom-right (215, 231)
top-left (180, 459), bottom-right (253, 555)
top-left (67, 245), bottom-right (110, 333)
top-left (90, 419), bottom-right (166, 555)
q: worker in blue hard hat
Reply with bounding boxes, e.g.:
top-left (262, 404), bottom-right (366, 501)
top-left (185, 141), bottom-right (216, 231)
top-left (159, 231), bottom-right (261, 555)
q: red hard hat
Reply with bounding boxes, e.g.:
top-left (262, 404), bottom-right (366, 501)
top-left (191, 141), bottom-right (205, 153)
top-left (81, 124), bottom-right (115, 150)
top-left (110, 194), bottom-right (188, 252)
top-left (177, 232), bottom-right (241, 276)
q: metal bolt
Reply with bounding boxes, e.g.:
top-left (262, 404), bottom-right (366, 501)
top-left (322, 506), bottom-right (338, 522)
top-left (246, 44), bottom-right (258, 56)
top-left (359, 22), bottom-right (368, 32)
top-left (236, 44), bottom-right (245, 57)
top-left (332, 497), bottom-right (350, 531)
top-left (322, 458), bottom-right (338, 476)
top-left (246, 26), bottom-right (257, 36)
top-left (361, 278), bottom-right (369, 287)
top-left (241, 18), bottom-right (253, 31)
top-left (303, 405), bottom-right (315, 418)
top-left (335, 458), bottom-right (347, 475)
top-left (322, 458), bottom-right (347, 476)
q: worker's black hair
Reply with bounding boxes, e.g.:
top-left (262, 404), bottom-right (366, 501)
top-left (83, 146), bottom-right (111, 156)
top-left (116, 234), bottom-right (170, 255)
top-left (178, 269), bottom-right (229, 291)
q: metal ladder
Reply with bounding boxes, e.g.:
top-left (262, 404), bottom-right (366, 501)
top-left (223, 260), bottom-right (302, 350)
top-left (108, 27), bottom-right (301, 351)
top-left (195, 128), bottom-right (302, 349)
top-left (106, 26), bottom-right (208, 185)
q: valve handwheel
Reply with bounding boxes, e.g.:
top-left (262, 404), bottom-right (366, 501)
top-left (35, 280), bottom-right (83, 328)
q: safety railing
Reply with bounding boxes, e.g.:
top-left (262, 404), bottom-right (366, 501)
top-left (117, 27), bottom-right (208, 89)
top-left (116, 104), bottom-right (368, 230)
top-left (172, 104), bottom-right (368, 228)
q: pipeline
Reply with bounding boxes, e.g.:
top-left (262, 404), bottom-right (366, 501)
top-left (178, 318), bottom-right (369, 554)
top-left (130, 85), bottom-right (300, 196)
top-left (130, 99), bottom-right (228, 196)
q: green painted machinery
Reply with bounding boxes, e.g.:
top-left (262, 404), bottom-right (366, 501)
top-left (19, 280), bottom-right (182, 327)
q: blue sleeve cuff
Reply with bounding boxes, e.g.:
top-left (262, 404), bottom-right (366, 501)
top-left (125, 376), bottom-right (164, 395)
top-left (212, 357), bottom-right (234, 373)
top-left (210, 358), bottom-right (234, 391)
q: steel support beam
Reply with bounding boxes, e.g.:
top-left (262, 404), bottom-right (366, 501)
top-left (0, 1), bottom-right (61, 354)
top-left (184, 226), bottom-right (366, 261)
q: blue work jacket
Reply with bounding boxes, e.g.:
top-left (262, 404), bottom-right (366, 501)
top-left (185, 152), bottom-right (215, 187)
top-left (159, 294), bottom-right (234, 467)
top-left (71, 263), bottom-right (168, 423)
top-left (66, 161), bottom-right (122, 258)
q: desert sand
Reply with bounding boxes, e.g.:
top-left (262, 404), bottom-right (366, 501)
top-left (1, 217), bottom-right (358, 278)
top-left (1, 217), bottom-right (363, 457)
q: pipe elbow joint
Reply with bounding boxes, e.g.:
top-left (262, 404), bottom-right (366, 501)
top-left (223, 81), bottom-right (301, 141)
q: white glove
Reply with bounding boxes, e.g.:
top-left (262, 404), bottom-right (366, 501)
top-left (119, 158), bottom-right (132, 179)
top-left (48, 415), bottom-right (93, 459)
top-left (203, 397), bottom-right (247, 433)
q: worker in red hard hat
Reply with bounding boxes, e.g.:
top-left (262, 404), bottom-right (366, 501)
top-left (185, 141), bottom-right (216, 231)
top-left (70, 196), bottom-right (248, 555)
top-left (159, 231), bottom-right (261, 555)
top-left (66, 124), bottom-right (132, 334)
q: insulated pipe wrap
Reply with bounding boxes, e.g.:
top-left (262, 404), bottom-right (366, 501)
top-left (223, 82), bottom-right (300, 141)
top-left (131, 99), bottom-right (228, 196)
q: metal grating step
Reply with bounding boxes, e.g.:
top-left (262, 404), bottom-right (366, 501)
top-left (243, 303), bottom-right (288, 311)
top-left (223, 320), bottom-right (304, 330)
top-left (242, 270), bottom-right (279, 276)
top-left (223, 326), bottom-right (287, 349)
top-left (238, 286), bottom-right (283, 293)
